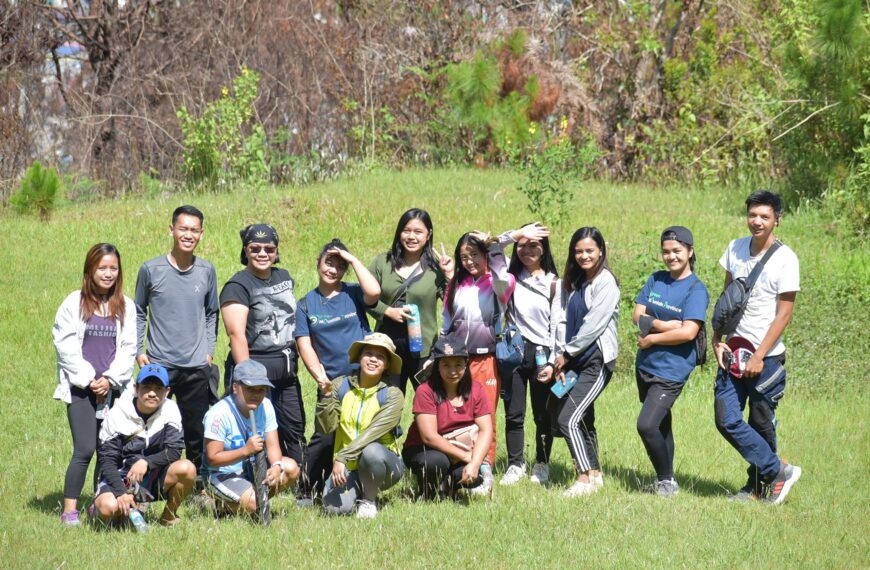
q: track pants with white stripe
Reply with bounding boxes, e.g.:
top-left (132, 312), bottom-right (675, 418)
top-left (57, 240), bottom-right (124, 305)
top-left (556, 350), bottom-right (613, 472)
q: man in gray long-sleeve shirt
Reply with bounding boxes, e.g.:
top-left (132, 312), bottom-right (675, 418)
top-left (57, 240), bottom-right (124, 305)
top-left (135, 205), bottom-right (219, 474)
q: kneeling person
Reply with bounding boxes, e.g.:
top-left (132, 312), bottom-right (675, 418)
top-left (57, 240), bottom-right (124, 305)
top-left (203, 360), bottom-right (300, 515)
top-left (317, 333), bottom-right (405, 519)
top-left (95, 364), bottom-right (196, 527)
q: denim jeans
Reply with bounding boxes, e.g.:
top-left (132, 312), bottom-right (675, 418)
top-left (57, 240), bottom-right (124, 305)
top-left (714, 354), bottom-right (787, 482)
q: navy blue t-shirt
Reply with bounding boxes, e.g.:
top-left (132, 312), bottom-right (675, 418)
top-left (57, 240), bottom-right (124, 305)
top-left (634, 271), bottom-right (709, 383)
top-left (565, 283), bottom-right (599, 366)
top-left (294, 283), bottom-right (371, 379)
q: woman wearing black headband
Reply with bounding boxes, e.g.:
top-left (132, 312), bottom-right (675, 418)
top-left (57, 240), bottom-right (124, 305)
top-left (219, 224), bottom-right (306, 468)
top-left (633, 226), bottom-right (709, 497)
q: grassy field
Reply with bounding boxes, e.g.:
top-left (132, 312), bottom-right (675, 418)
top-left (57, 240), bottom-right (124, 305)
top-left (0, 167), bottom-right (867, 568)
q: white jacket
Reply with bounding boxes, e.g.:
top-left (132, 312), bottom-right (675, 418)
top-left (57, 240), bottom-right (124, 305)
top-left (52, 291), bottom-right (137, 404)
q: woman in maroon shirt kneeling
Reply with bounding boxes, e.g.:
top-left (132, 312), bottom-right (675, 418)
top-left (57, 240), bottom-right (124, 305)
top-left (402, 334), bottom-right (494, 500)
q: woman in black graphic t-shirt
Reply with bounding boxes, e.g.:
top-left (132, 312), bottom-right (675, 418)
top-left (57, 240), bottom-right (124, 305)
top-left (220, 224), bottom-right (305, 465)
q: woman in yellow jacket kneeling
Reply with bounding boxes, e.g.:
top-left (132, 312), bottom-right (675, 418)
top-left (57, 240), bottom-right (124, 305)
top-left (316, 332), bottom-right (405, 519)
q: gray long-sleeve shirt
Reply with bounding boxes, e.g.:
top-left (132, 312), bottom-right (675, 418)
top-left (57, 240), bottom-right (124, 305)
top-left (135, 255), bottom-right (219, 368)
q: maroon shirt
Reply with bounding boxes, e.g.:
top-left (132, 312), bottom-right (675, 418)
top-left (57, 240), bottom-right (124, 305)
top-left (403, 380), bottom-right (493, 449)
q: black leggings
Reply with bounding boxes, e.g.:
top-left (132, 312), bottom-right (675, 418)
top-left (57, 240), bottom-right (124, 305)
top-left (504, 340), bottom-right (553, 467)
top-left (403, 445), bottom-right (482, 499)
top-left (64, 386), bottom-right (114, 500)
top-left (636, 369), bottom-right (684, 481)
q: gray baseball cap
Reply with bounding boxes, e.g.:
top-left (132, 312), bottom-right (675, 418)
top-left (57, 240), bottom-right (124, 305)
top-left (232, 359), bottom-right (275, 388)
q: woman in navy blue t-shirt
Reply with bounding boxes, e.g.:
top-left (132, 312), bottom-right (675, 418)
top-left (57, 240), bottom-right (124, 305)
top-left (633, 226), bottom-right (709, 498)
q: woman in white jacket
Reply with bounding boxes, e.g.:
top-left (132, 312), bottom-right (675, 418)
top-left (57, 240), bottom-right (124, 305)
top-left (53, 243), bottom-right (136, 526)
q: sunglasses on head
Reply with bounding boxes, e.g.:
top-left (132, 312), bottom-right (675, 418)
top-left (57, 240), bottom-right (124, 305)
top-left (247, 244), bottom-right (277, 255)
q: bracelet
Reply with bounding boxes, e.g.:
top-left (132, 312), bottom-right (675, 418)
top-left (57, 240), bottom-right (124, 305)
top-left (271, 461), bottom-right (283, 471)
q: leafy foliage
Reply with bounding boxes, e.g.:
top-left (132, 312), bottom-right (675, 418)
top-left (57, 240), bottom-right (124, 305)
top-left (176, 68), bottom-right (268, 189)
top-left (11, 161), bottom-right (60, 220)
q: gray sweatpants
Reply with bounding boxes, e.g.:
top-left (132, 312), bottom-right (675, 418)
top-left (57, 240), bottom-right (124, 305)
top-left (322, 443), bottom-right (404, 515)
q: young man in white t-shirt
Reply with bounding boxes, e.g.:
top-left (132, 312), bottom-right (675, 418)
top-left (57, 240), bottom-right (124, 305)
top-left (712, 190), bottom-right (802, 505)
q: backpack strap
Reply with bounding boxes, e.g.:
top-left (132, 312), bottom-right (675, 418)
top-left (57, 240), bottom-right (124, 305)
top-left (745, 240), bottom-right (782, 289)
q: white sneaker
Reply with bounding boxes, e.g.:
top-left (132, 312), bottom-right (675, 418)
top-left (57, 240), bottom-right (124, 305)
top-left (500, 464), bottom-right (526, 486)
top-left (530, 462), bottom-right (549, 485)
top-left (563, 479), bottom-right (598, 498)
top-left (355, 500), bottom-right (378, 519)
top-left (591, 473), bottom-right (604, 489)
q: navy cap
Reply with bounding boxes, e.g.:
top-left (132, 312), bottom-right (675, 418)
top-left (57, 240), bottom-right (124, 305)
top-left (137, 364), bottom-right (170, 387)
top-left (430, 334), bottom-right (469, 360)
top-left (661, 226), bottom-right (694, 247)
top-left (233, 359), bottom-right (275, 388)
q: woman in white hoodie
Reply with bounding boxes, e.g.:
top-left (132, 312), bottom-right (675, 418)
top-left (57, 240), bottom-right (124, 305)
top-left (53, 243), bottom-right (136, 526)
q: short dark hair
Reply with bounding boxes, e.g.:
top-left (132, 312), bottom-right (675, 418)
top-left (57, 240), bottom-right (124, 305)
top-left (172, 205), bottom-right (204, 225)
top-left (745, 191), bottom-right (782, 217)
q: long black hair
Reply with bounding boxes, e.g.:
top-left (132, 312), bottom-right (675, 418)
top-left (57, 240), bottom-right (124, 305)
top-left (428, 357), bottom-right (473, 405)
top-left (445, 232), bottom-right (489, 315)
top-left (508, 223), bottom-right (558, 278)
top-left (562, 227), bottom-right (616, 291)
top-left (387, 208), bottom-right (439, 271)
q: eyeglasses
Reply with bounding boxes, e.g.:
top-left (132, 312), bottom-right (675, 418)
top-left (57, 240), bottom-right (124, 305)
top-left (248, 245), bottom-right (277, 255)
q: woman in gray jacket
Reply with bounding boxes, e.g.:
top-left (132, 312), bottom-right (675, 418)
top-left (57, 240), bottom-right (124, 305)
top-left (553, 227), bottom-right (620, 497)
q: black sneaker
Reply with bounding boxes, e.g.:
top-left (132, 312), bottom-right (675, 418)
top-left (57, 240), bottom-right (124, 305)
top-left (762, 464), bottom-right (802, 505)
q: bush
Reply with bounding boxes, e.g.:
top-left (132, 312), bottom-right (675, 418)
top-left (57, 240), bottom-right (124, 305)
top-left (176, 67), bottom-right (269, 189)
top-left (11, 161), bottom-right (60, 220)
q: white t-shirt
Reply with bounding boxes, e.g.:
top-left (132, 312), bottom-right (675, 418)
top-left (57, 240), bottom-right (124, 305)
top-left (719, 236), bottom-right (800, 356)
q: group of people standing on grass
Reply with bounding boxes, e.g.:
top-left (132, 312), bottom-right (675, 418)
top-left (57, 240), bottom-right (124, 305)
top-left (53, 189), bottom-right (802, 527)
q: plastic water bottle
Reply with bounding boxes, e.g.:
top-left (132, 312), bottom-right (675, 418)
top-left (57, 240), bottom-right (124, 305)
top-left (406, 304), bottom-right (423, 354)
top-left (534, 346), bottom-right (547, 375)
top-left (129, 509), bottom-right (148, 533)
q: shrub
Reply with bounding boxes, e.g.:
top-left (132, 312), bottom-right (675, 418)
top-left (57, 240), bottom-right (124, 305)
top-left (11, 161), bottom-right (60, 220)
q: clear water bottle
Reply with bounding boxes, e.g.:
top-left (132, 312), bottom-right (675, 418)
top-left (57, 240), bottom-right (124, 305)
top-left (535, 346), bottom-right (547, 375)
top-left (129, 509), bottom-right (148, 533)
top-left (406, 304), bottom-right (423, 354)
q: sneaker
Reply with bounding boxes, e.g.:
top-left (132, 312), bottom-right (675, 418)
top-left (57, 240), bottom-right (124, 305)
top-left (500, 464), bottom-right (526, 486)
top-left (189, 489), bottom-right (217, 514)
top-left (563, 479), bottom-right (597, 497)
top-left (529, 462), bottom-right (549, 485)
top-left (355, 500), bottom-right (378, 519)
top-left (61, 510), bottom-right (81, 527)
top-left (644, 479), bottom-right (679, 498)
top-left (591, 473), bottom-right (604, 489)
top-left (296, 497), bottom-right (315, 508)
top-left (727, 484), bottom-right (759, 503)
top-left (762, 464), bottom-right (802, 505)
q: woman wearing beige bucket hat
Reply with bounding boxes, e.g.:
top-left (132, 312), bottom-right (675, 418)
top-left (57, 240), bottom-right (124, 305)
top-left (315, 332), bottom-right (405, 519)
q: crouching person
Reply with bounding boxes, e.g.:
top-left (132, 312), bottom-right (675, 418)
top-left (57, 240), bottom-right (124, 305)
top-left (203, 360), bottom-right (299, 515)
top-left (94, 364), bottom-right (196, 527)
top-left (317, 333), bottom-right (405, 519)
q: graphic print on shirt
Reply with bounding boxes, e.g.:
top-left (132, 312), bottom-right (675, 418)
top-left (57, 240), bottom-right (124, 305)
top-left (250, 280), bottom-right (296, 352)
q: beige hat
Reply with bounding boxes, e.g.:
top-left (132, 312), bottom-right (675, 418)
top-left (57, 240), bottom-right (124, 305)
top-left (348, 332), bottom-right (403, 376)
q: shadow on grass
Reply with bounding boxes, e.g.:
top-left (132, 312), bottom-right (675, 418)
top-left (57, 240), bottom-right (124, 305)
top-left (27, 492), bottom-right (67, 515)
top-left (606, 463), bottom-right (735, 497)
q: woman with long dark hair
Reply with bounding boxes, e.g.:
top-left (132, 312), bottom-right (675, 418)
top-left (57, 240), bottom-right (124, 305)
top-left (402, 334), bottom-right (494, 499)
top-left (634, 226), bottom-right (709, 497)
top-left (500, 224), bottom-right (560, 486)
top-left (553, 227), bottom-right (620, 497)
top-left (368, 209), bottom-right (454, 394)
top-left (442, 223), bottom-right (548, 494)
top-left (53, 243), bottom-right (137, 525)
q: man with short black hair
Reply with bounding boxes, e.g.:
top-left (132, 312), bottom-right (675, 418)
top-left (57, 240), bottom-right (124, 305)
top-left (135, 205), bottom-right (219, 476)
top-left (712, 190), bottom-right (802, 504)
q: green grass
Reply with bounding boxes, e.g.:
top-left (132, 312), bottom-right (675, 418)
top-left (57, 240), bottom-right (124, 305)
top-left (1, 167), bottom-right (867, 568)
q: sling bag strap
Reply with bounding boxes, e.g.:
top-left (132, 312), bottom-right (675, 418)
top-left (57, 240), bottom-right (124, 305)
top-left (745, 240), bottom-right (782, 290)
top-left (388, 263), bottom-right (425, 308)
